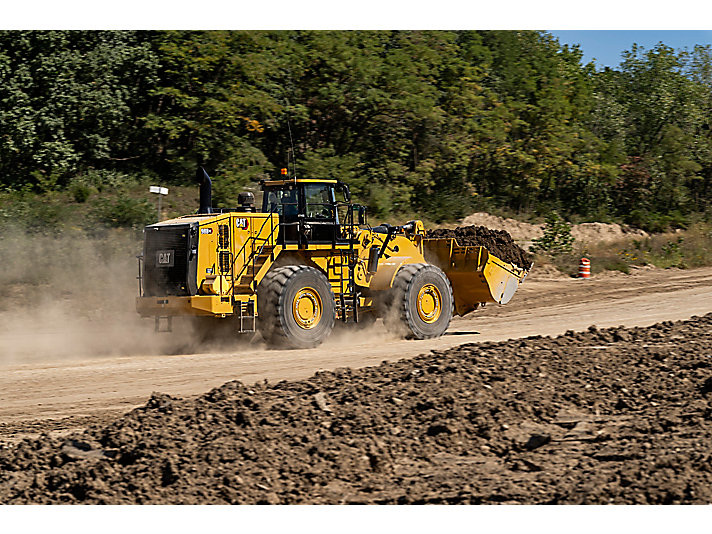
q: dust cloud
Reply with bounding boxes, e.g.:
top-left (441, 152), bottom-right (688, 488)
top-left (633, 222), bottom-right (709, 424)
top-left (327, 317), bottom-right (395, 348)
top-left (0, 229), bottom-right (392, 365)
top-left (0, 229), bottom-right (206, 365)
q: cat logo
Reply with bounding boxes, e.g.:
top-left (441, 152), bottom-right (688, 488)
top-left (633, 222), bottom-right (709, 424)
top-left (235, 218), bottom-right (249, 229)
top-left (200, 227), bottom-right (213, 235)
top-left (156, 250), bottom-right (174, 267)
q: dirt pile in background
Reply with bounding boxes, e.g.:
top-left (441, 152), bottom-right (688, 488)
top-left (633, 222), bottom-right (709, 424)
top-left (461, 212), bottom-right (649, 244)
top-left (3, 314), bottom-right (712, 504)
top-left (570, 222), bottom-right (649, 244)
top-left (426, 225), bottom-right (533, 270)
top-left (461, 213), bottom-right (543, 241)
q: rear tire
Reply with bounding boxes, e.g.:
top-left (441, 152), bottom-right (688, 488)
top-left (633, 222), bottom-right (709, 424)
top-left (258, 265), bottom-right (336, 349)
top-left (383, 263), bottom-right (453, 339)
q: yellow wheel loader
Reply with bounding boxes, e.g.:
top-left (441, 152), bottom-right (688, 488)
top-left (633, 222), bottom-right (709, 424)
top-left (136, 167), bottom-right (529, 348)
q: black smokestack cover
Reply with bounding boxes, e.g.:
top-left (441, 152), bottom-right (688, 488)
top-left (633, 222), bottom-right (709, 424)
top-left (196, 166), bottom-right (212, 214)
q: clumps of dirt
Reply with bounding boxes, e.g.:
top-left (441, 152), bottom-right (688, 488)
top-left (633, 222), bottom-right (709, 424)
top-left (426, 225), bottom-right (533, 270)
top-left (3, 314), bottom-right (712, 504)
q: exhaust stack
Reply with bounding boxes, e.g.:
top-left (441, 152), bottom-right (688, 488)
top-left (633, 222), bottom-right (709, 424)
top-left (196, 166), bottom-right (212, 214)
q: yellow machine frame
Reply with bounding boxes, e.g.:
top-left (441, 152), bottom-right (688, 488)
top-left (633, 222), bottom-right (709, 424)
top-left (136, 177), bottom-right (528, 329)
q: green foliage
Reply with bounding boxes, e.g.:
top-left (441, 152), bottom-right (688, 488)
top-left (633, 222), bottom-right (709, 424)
top-left (69, 181), bottom-right (93, 203)
top-left (0, 31), bottom-right (160, 185)
top-left (531, 212), bottom-right (574, 255)
top-left (0, 189), bottom-right (68, 233)
top-left (212, 140), bottom-right (270, 208)
top-left (73, 169), bottom-right (141, 192)
top-left (624, 208), bottom-right (689, 233)
top-left (93, 195), bottom-right (155, 229)
top-left (560, 223), bottom-right (712, 275)
top-left (2, 31), bottom-right (712, 227)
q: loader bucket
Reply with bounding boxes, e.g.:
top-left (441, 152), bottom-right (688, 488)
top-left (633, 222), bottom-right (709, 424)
top-left (423, 239), bottom-right (529, 316)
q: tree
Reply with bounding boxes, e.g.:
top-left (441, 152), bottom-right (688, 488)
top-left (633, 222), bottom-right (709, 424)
top-left (0, 31), bottom-right (159, 187)
top-left (531, 211), bottom-right (574, 255)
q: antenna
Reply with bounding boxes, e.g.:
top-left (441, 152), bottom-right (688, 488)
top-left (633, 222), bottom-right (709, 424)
top-left (286, 114), bottom-right (297, 183)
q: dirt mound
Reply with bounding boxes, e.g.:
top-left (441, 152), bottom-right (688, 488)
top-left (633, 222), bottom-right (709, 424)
top-left (426, 226), bottom-right (533, 270)
top-left (461, 213), bottom-right (543, 241)
top-left (524, 263), bottom-right (566, 280)
top-left (460, 213), bottom-right (649, 244)
top-left (2, 314), bottom-right (712, 504)
top-left (571, 222), bottom-right (648, 244)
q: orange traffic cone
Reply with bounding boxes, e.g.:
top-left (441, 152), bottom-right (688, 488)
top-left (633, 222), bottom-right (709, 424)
top-left (578, 257), bottom-right (591, 279)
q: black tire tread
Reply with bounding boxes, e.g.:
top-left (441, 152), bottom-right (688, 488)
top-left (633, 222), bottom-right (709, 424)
top-left (384, 263), bottom-right (454, 340)
top-left (258, 265), bottom-right (335, 348)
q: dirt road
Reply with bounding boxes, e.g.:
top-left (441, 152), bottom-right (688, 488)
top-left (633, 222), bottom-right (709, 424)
top-left (2, 266), bottom-right (712, 442)
top-left (4, 298), bottom-right (712, 504)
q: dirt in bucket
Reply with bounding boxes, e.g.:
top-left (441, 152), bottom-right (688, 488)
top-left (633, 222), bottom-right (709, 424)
top-left (425, 225), bottom-right (533, 270)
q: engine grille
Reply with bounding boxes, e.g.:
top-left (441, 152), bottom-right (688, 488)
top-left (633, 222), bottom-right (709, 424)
top-left (143, 224), bottom-right (196, 296)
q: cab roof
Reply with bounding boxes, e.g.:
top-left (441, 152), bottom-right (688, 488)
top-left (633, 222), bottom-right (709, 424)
top-left (261, 178), bottom-right (338, 187)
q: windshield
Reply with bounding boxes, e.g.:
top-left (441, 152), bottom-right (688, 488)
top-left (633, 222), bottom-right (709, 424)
top-left (304, 183), bottom-right (335, 219)
top-left (261, 183), bottom-right (339, 224)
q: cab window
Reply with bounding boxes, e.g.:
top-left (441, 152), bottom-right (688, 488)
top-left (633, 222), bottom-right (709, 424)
top-left (263, 186), bottom-right (299, 217)
top-left (304, 184), bottom-right (335, 220)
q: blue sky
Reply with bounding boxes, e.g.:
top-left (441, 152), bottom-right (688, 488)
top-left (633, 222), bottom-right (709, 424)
top-left (548, 31), bottom-right (712, 69)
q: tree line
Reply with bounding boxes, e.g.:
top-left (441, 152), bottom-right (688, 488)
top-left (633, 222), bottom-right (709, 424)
top-left (1, 30), bottom-right (711, 230)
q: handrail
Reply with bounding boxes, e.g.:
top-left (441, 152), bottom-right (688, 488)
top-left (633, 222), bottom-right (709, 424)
top-left (228, 200), bottom-right (362, 297)
top-left (231, 205), bottom-right (279, 291)
top-left (136, 254), bottom-right (144, 296)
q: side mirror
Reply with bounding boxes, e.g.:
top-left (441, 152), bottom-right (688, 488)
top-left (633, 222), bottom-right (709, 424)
top-left (336, 182), bottom-right (351, 203)
top-left (358, 205), bottom-right (367, 225)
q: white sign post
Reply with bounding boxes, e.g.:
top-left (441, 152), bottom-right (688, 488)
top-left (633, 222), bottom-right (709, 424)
top-left (149, 186), bottom-right (169, 222)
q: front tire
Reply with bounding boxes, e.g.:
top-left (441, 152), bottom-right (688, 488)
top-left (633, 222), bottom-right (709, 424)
top-left (383, 263), bottom-right (453, 340)
top-left (258, 265), bottom-right (336, 349)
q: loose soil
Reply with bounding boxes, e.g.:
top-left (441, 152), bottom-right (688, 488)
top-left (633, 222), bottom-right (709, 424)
top-left (2, 313), bottom-right (712, 504)
top-left (426, 225), bottom-right (533, 270)
top-left (3, 267), bottom-right (712, 436)
top-left (460, 212), bottom-right (649, 244)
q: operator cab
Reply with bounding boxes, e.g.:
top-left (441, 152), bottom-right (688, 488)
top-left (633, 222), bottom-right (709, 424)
top-left (260, 178), bottom-right (353, 244)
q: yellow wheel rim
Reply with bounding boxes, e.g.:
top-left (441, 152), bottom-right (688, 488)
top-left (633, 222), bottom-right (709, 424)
top-left (417, 283), bottom-right (442, 324)
top-left (292, 287), bottom-right (322, 329)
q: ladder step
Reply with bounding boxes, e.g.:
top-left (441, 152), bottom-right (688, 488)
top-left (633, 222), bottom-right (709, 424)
top-left (234, 302), bottom-right (257, 333)
top-left (247, 260), bottom-right (268, 271)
